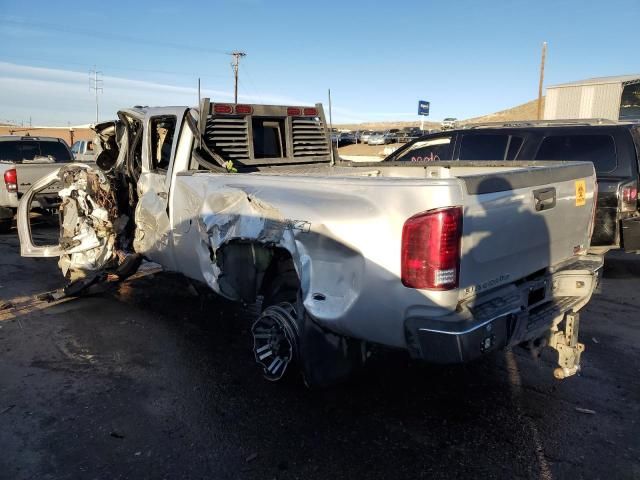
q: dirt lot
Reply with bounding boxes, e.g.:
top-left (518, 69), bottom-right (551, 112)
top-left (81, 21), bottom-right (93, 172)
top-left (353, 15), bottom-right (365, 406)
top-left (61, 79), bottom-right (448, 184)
top-left (338, 142), bottom-right (404, 160)
top-left (1, 220), bottom-right (639, 480)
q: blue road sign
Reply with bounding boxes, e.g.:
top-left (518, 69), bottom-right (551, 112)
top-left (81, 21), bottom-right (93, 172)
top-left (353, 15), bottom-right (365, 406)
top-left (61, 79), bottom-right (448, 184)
top-left (418, 100), bottom-right (430, 116)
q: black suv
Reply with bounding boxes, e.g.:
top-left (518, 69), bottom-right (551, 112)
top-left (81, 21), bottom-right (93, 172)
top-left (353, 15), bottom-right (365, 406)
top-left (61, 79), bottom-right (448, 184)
top-left (383, 120), bottom-right (640, 253)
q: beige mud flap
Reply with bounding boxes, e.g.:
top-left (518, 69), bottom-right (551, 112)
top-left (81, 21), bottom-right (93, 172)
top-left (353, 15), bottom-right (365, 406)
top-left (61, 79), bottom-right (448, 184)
top-left (548, 311), bottom-right (584, 379)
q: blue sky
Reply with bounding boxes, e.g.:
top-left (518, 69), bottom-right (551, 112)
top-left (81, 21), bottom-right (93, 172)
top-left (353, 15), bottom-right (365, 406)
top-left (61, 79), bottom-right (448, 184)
top-left (0, 0), bottom-right (638, 125)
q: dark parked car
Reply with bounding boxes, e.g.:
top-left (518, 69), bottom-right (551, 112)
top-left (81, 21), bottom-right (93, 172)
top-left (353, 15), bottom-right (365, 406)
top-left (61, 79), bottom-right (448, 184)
top-left (382, 119), bottom-right (640, 253)
top-left (330, 132), bottom-right (355, 147)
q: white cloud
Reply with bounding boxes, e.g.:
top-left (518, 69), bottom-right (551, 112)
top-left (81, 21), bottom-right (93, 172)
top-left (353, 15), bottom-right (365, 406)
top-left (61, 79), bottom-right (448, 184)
top-left (0, 61), bottom-right (421, 126)
top-left (0, 62), bottom-right (311, 126)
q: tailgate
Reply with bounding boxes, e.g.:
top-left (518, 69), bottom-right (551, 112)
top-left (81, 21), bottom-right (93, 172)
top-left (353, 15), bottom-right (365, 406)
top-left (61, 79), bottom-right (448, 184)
top-left (458, 163), bottom-right (596, 296)
top-left (16, 163), bottom-right (64, 196)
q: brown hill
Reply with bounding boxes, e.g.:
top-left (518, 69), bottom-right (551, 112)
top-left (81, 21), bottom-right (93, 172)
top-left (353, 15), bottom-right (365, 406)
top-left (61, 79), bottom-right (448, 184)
top-left (335, 98), bottom-right (545, 131)
top-left (463, 98), bottom-right (545, 124)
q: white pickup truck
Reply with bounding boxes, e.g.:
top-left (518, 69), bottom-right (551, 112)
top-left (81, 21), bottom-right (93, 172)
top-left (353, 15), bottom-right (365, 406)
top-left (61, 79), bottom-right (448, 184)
top-left (0, 136), bottom-right (75, 233)
top-left (70, 139), bottom-right (97, 162)
top-left (17, 101), bottom-right (603, 386)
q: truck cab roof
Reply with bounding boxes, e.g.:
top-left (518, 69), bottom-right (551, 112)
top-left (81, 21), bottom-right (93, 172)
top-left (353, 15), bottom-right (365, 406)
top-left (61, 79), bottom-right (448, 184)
top-left (0, 135), bottom-right (69, 143)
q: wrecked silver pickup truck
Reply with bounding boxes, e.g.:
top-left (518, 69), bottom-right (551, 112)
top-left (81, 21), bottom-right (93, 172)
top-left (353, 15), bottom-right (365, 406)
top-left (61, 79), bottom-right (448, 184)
top-left (17, 101), bottom-right (603, 386)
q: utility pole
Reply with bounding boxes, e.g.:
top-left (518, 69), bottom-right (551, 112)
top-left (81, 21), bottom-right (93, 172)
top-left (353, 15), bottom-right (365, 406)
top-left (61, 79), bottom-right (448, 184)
top-left (537, 42), bottom-right (547, 120)
top-left (89, 66), bottom-right (103, 124)
top-left (328, 88), bottom-right (335, 165)
top-left (230, 51), bottom-right (246, 104)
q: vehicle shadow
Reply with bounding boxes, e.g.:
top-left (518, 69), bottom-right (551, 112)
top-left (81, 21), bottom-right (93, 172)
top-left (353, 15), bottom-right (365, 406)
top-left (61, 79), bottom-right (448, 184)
top-left (602, 250), bottom-right (640, 278)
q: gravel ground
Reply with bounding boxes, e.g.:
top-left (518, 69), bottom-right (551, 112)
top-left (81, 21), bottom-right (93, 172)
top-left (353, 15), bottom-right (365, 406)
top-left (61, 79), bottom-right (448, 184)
top-left (0, 220), bottom-right (639, 480)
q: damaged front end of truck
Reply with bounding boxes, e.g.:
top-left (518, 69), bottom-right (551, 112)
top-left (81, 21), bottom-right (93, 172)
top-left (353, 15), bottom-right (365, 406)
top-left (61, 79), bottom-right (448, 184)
top-left (17, 104), bottom-right (361, 387)
top-left (18, 111), bottom-right (146, 295)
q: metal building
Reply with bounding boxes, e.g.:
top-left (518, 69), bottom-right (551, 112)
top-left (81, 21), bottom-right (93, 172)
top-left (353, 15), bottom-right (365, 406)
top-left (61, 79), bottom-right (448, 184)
top-left (544, 74), bottom-right (640, 121)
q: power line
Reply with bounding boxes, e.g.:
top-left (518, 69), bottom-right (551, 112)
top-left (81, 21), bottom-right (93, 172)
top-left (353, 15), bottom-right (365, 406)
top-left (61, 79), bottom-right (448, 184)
top-left (7, 54), bottom-right (225, 80)
top-left (0, 17), bottom-right (229, 56)
top-left (89, 66), bottom-right (103, 124)
top-left (242, 61), bottom-right (265, 104)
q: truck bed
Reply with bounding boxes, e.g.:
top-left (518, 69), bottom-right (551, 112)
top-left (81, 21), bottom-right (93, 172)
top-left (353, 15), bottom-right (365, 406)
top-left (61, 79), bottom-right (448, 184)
top-left (168, 160), bottom-right (596, 348)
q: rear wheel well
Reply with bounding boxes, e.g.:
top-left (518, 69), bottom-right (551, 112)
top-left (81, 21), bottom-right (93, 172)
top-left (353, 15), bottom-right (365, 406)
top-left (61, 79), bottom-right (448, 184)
top-left (215, 241), bottom-right (299, 304)
top-left (260, 249), bottom-right (299, 306)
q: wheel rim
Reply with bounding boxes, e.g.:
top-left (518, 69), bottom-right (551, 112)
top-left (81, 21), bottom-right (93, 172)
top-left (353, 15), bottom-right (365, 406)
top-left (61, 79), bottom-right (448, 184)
top-left (251, 302), bottom-right (299, 381)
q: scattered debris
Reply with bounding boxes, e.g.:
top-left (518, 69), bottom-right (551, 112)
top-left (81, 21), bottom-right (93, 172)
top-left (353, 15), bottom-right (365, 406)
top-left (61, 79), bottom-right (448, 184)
top-left (246, 452), bottom-right (258, 463)
top-left (0, 301), bottom-right (13, 311)
top-left (0, 405), bottom-right (16, 415)
top-left (575, 407), bottom-right (596, 415)
top-left (110, 431), bottom-right (125, 439)
top-left (134, 451), bottom-right (142, 456)
top-left (592, 337), bottom-right (599, 344)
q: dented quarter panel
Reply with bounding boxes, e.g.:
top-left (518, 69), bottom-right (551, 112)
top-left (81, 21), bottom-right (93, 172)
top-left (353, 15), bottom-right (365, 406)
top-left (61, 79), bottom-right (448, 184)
top-left (170, 172), bottom-right (463, 348)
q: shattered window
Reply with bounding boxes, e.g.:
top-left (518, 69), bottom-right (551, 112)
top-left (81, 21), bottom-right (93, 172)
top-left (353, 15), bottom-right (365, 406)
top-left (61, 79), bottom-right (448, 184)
top-left (150, 116), bottom-right (177, 171)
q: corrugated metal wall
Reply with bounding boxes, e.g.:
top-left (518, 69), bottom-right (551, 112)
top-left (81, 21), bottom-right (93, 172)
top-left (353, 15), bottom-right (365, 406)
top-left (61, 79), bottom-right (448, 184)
top-left (543, 83), bottom-right (623, 120)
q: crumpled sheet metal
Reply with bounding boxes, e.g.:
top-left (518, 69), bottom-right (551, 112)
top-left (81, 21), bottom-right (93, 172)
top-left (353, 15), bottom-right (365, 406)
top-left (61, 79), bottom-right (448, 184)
top-left (199, 189), bottom-right (287, 247)
top-left (192, 188), bottom-right (301, 299)
top-left (57, 168), bottom-right (121, 278)
top-left (132, 173), bottom-right (171, 256)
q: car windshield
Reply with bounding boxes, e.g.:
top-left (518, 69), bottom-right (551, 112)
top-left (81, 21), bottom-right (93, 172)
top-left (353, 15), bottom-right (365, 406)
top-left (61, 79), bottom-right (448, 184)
top-left (0, 140), bottom-right (72, 163)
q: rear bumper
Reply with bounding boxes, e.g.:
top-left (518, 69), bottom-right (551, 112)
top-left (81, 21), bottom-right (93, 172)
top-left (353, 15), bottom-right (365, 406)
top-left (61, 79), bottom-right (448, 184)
top-left (404, 255), bottom-right (603, 364)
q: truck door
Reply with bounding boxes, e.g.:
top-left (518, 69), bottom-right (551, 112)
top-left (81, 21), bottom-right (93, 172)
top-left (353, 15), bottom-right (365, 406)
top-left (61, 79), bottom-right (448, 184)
top-left (133, 107), bottom-right (186, 271)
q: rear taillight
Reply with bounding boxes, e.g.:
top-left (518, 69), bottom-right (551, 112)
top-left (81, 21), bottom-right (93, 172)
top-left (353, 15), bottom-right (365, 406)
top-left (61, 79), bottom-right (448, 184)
top-left (235, 104), bottom-right (253, 114)
top-left (4, 168), bottom-right (17, 193)
top-left (303, 107), bottom-right (318, 116)
top-left (401, 207), bottom-right (463, 290)
top-left (287, 107), bottom-right (302, 116)
top-left (620, 181), bottom-right (638, 212)
top-left (213, 104), bottom-right (233, 114)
